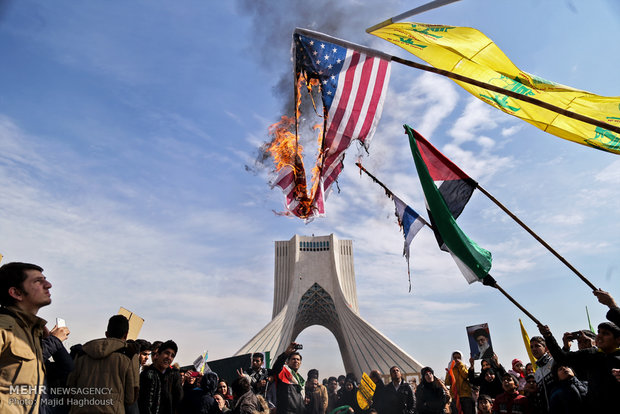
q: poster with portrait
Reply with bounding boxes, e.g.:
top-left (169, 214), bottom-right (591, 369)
top-left (467, 323), bottom-right (494, 360)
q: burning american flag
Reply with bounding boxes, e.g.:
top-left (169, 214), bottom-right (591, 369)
top-left (270, 28), bottom-right (392, 220)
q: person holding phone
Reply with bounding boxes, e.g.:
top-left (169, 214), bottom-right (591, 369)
top-left (0, 262), bottom-right (53, 413)
top-left (271, 342), bottom-right (305, 414)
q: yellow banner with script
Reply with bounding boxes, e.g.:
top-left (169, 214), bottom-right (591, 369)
top-left (370, 22), bottom-right (620, 154)
top-left (356, 372), bottom-right (376, 410)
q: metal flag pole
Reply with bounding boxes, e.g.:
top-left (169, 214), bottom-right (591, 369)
top-left (366, 0), bottom-right (463, 33)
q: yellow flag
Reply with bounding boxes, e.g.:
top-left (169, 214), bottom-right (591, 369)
top-left (356, 372), bottom-right (376, 410)
top-left (370, 22), bottom-right (620, 154)
top-left (0, 253), bottom-right (3, 263)
top-left (519, 319), bottom-right (537, 371)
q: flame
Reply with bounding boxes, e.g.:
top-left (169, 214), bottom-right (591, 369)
top-left (268, 75), bottom-right (325, 218)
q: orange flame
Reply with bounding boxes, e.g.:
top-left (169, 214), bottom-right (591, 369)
top-left (268, 75), bottom-right (324, 218)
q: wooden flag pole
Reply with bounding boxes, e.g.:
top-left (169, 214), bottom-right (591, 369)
top-left (355, 162), bottom-right (395, 197)
top-left (476, 184), bottom-right (599, 291)
top-left (297, 28), bottom-right (620, 136)
top-left (389, 56), bottom-right (620, 136)
top-left (357, 162), bottom-right (546, 326)
top-left (483, 275), bottom-right (544, 327)
top-left (366, 0), bottom-right (463, 33)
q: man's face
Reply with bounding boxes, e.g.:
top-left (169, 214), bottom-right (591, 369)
top-left (476, 336), bottom-right (488, 347)
top-left (287, 354), bottom-right (301, 371)
top-left (530, 341), bottom-right (547, 359)
top-left (14, 269), bottom-right (52, 310)
top-left (390, 367), bottom-right (401, 382)
top-left (328, 380), bottom-right (338, 392)
top-left (252, 357), bottom-right (263, 371)
top-left (139, 350), bottom-right (151, 366)
top-left (501, 376), bottom-right (516, 392)
top-left (309, 378), bottom-right (318, 390)
top-left (596, 328), bottom-right (620, 353)
top-left (153, 348), bottom-right (175, 372)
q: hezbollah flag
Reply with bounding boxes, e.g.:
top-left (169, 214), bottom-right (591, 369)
top-left (371, 23), bottom-right (620, 155)
top-left (406, 125), bottom-right (492, 283)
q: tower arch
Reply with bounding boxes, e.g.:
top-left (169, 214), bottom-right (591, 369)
top-left (235, 234), bottom-right (422, 379)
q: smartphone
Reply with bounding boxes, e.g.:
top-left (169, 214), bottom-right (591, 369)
top-left (56, 318), bottom-right (66, 328)
top-left (293, 344), bottom-right (303, 350)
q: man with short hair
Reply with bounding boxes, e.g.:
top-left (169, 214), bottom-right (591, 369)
top-left (245, 352), bottom-right (269, 395)
top-left (139, 340), bottom-right (183, 414)
top-left (135, 339), bottom-right (152, 371)
top-left (271, 342), bottom-right (305, 414)
top-left (369, 370), bottom-right (386, 414)
top-left (231, 376), bottom-right (261, 414)
top-left (529, 336), bottom-right (555, 412)
top-left (307, 369), bottom-right (328, 414)
top-left (539, 322), bottom-right (620, 412)
top-left (382, 366), bottom-right (415, 414)
top-left (66, 314), bottom-right (139, 413)
top-left (326, 376), bottom-right (339, 414)
top-left (0, 262), bottom-right (52, 413)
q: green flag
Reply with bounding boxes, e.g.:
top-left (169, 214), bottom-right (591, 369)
top-left (406, 125), bottom-right (492, 283)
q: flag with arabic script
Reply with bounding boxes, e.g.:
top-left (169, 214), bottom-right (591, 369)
top-left (370, 22), bottom-right (620, 154)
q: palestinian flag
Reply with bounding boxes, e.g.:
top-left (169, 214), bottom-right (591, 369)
top-left (411, 128), bottom-right (477, 220)
top-left (278, 365), bottom-right (305, 388)
top-left (406, 125), bottom-right (492, 284)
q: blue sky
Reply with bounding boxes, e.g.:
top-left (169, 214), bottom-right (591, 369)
top-left (1, 0), bottom-right (620, 379)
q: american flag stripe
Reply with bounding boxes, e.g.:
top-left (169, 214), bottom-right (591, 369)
top-left (356, 58), bottom-right (391, 143)
top-left (322, 50), bottom-right (359, 152)
top-left (321, 55), bottom-right (390, 191)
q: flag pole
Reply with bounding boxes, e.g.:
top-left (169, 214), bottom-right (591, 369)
top-left (366, 0), bottom-right (463, 33)
top-left (483, 275), bottom-right (543, 326)
top-left (475, 185), bottom-right (598, 291)
top-left (355, 162), bottom-right (395, 197)
top-left (389, 56), bottom-right (620, 136)
top-left (357, 162), bottom-right (545, 324)
top-left (296, 28), bottom-right (620, 135)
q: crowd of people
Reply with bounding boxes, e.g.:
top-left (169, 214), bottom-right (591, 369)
top-left (1, 262), bottom-right (619, 414)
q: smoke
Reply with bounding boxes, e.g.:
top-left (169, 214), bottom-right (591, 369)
top-left (237, 0), bottom-right (400, 172)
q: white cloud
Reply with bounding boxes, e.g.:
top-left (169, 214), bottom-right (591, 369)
top-left (501, 125), bottom-right (522, 137)
top-left (595, 159), bottom-right (620, 184)
top-left (448, 98), bottom-right (499, 144)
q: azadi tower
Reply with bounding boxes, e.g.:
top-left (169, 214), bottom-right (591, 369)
top-left (235, 234), bottom-right (422, 379)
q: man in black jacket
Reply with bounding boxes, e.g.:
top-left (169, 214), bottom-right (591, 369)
top-left (139, 340), bottom-right (183, 414)
top-left (382, 366), bottom-right (415, 414)
top-left (539, 321), bottom-right (620, 412)
top-left (271, 342), bottom-right (305, 414)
